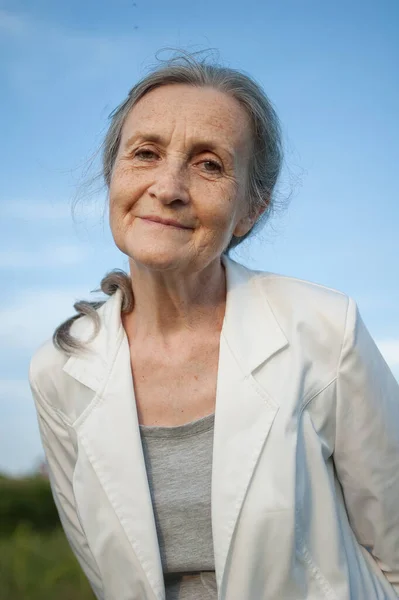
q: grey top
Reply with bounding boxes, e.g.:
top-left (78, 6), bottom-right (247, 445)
top-left (139, 413), bottom-right (218, 600)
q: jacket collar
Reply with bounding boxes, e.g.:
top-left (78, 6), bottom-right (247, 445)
top-left (63, 256), bottom-right (288, 389)
top-left (221, 255), bottom-right (288, 373)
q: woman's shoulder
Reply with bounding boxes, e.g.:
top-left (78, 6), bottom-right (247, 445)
top-left (231, 259), bottom-right (350, 312)
top-left (29, 336), bottom-right (73, 417)
top-left (29, 335), bottom-right (71, 383)
top-left (229, 261), bottom-right (353, 356)
top-left (257, 269), bottom-right (350, 328)
top-left (28, 299), bottom-right (111, 417)
top-left (245, 268), bottom-right (357, 385)
top-left (255, 269), bottom-right (348, 306)
top-left (227, 259), bottom-right (353, 360)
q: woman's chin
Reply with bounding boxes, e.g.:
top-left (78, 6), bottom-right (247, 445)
top-left (126, 244), bottom-right (191, 272)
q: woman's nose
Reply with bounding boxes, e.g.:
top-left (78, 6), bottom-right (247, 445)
top-left (147, 161), bottom-right (190, 205)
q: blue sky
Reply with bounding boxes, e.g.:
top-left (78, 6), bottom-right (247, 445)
top-left (1, 0), bottom-right (398, 475)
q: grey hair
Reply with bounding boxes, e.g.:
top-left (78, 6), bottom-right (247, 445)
top-left (53, 50), bottom-right (284, 356)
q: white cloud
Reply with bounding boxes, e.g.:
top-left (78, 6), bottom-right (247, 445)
top-left (0, 200), bottom-right (73, 220)
top-left (376, 340), bottom-right (399, 368)
top-left (0, 198), bottom-right (107, 221)
top-left (0, 244), bottom-right (92, 269)
top-left (0, 286), bottom-right (104, 351)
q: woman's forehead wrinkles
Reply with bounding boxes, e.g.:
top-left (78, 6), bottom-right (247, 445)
top-left (123, 91), bottom-right (250, 140)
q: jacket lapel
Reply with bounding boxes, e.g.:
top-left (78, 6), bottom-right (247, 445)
top-left (63, 292), bottom-right (164, 599)
top-left (212, 257), bottom-right (288, 593)
top-left (62, 257), bottom-right (289, 599)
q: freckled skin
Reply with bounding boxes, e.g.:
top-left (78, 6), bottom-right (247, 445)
top-left (108, 84), bottom-right (258, 275)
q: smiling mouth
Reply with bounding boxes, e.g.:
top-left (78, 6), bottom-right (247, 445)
top-left (139, 217), bottom-right (192, 230)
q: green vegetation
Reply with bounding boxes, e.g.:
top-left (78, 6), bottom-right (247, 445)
top-left (0, 475), bottom-right (95, 600)
top-left (0, 474), bottom-right (59, 535)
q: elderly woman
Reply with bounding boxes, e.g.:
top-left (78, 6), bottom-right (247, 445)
top-left (29, 53), bottom-right (399, 600)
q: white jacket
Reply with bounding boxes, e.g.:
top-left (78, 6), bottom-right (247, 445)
top-left (29, 256), bottom-right (399, 600)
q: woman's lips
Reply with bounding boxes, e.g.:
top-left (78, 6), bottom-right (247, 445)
top-left (139, 216), bottom-right (192, 230)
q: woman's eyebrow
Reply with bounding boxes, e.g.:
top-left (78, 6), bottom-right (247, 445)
top-left (189, 141), bottom-right (235, 162)
top-left (123, 132), bottom-right (235, 162)
top-left (123, 132), bottom-right (164, 149)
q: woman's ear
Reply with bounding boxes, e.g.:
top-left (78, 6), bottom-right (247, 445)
top-left (233, 202), bottom-right (268, 238)
top-left (233, 215), bottom-right (254, 238)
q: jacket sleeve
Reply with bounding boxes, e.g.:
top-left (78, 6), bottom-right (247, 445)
top-left (334, 296), bottom-right (399, 593)
top-left (29, 371), bottom-right (105, 600)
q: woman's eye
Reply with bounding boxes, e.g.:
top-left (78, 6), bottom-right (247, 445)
top-left (201, 160), bottom-right (222, 173)
top-left (134, 149), bottom-right (157, 160)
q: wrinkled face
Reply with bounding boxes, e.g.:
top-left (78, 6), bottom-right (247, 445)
top-left (109, 84), bottom-right (256, 273)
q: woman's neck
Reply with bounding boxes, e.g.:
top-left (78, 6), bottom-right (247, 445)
top-left (123, 257), bottom-right (227, 343)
